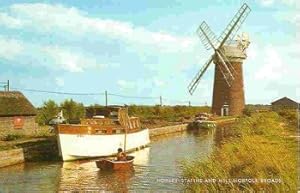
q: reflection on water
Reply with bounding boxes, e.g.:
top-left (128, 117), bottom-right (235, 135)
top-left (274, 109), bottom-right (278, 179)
top-left (0, 129), bottom-right (215, 192)
top-left (0, 162), bottom-right (61, 193)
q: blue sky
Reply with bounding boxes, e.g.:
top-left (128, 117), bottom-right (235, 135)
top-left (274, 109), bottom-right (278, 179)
top-left (0, 0), bottom-right (299, 106)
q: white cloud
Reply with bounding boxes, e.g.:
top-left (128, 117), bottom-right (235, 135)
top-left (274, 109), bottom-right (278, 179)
top-left (0, 36), bottom-right (24, 60)
top-left (55, 77), bottom-right (64, 87)
top-left (117, 80), bottom-right (136, 90)
top-left (255, 45), bottom-right (287, 81)
top-left (153, 78), bottom-right (165, 87)
top-left (260, 0), bottom-right (275, 6)
top-left (0, 13), bottom-right (23, 28)
top-left (259, 0), bottom-right (300, 6)
top-left (43, 46), bottom-right (106, 72)
top-left (276, 10), bottom-right (300, 28)
top-left (0, 36), bottom-right (106, 73)
top-left (0, 3), bottom-right (196, 52)
top-left (247, 43), bottom-right (258, 61)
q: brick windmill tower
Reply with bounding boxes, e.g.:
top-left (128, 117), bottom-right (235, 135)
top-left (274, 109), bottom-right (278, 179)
top-left (188, 3), bottom-right (251, 116)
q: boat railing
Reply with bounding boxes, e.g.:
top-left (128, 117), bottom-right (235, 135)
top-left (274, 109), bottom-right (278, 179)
top-left (81, 118), bottom-right (114, 125)
top-left (57, 123), bottom-right (142, 135)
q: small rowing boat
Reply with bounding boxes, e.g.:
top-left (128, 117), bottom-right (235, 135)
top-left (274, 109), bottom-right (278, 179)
top-left (96, 156), bottom-right (134, 171)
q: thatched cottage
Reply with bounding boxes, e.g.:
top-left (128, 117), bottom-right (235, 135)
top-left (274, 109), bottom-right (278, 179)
top-left (0, 91), bottom-right (37, 131)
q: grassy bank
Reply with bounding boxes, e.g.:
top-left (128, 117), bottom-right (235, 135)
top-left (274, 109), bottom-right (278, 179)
top-left (182, 111), bottom-right (298, 192)
top-left (0, 126), bottom-right (54, 151)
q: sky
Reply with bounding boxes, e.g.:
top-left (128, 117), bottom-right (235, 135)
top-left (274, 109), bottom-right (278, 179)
top-left (0, 0), bottom-right (299, 107)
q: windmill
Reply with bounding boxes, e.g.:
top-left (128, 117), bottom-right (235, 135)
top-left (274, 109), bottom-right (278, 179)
top-left (188, 3), bottom-right (251, 116)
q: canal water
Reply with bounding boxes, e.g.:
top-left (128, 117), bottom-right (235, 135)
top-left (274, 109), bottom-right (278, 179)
top-left (0, 129), bottom-right (215, 192)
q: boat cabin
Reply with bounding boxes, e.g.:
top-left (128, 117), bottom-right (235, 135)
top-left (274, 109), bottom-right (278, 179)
top-left (57, 106), bottom-right (142, 135)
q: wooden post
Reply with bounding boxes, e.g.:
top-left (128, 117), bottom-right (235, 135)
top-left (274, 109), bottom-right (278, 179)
top-left (124, 126), bottom-right (127, 153)
top-left (122, 108), bottom-right (129, 153)
top-left (189, 101), bottom-right (191, 107)
top-left (7, 80), bottom-right (9, 91)
top-left (160, 96), bottom-right (162, 106)
top-left (105, 90), bottom-right (108, 107)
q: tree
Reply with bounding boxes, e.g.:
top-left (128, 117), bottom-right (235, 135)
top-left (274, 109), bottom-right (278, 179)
top-left (36, 100), bottom-right (59, 125)
top-left (60, 99), bottom-right (85, 122)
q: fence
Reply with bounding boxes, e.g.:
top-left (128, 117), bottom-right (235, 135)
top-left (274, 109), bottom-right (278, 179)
top-left (12, 87), bottom-right (207, 107)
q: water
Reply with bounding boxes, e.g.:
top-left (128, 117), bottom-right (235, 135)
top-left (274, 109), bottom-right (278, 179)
top-left (0, 129), bottom-right (215, 192)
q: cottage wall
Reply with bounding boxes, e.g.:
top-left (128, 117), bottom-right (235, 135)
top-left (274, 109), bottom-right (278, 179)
top-left (0, 116), bottom-right (38, 135)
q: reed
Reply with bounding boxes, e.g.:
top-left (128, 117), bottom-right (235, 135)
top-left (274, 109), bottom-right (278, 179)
top-left (182, 111), bottom-right (298, 192)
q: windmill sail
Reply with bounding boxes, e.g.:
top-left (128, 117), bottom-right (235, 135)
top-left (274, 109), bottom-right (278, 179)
top-left (218, 49), bottom-right (237, 75)
top-left (198, 22), bottom-right (236, 87)
top-left (197, 21), bottom-right (219, 50)
top-left (218, 3), bottom-right (251, 46)
top-left (215, 54), bottom-right (234, 87)
top-left (188, 56), bottom-right (213, 94)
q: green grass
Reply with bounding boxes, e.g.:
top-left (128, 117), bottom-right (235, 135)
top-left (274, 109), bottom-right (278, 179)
top-left (182, 111), bottom-right (298, 192)
top-left (2, 133), bottom-right (24, 141)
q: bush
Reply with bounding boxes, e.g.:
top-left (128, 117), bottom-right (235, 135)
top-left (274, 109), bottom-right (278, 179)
top-left (33, 126), bottom-right (53, 138)
top-left (128, 105), bottom-right (210, 122)
top-left (35, 100), bottom-right (59, 125)
top-left (36, 99), bottom-right (86, 125)
top-left (61, 99), bottom-right (85, 123)
top-left (242, 107), bottom-right (253, 117)
top-left (276, 109), bottom-right (298, 127)
top-left (2, 133), bottom-right (24, 141)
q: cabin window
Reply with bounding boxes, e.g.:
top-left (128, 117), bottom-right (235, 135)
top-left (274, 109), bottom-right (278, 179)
top-left (112, 129), bottom-right (123, 134)
top-left (95, 129), bottom-right (106, 134)
top-left (112, 129), bottom-right (122, 134)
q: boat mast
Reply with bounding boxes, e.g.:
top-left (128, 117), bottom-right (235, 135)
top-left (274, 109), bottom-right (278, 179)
top-left (124, 125), bottom-right (127, 152)
top-left (119, 107), bottom-right (129, 152)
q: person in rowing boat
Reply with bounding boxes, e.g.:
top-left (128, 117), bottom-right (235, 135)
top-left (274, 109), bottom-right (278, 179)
top-left (116, 148), bottom-right (127, 161)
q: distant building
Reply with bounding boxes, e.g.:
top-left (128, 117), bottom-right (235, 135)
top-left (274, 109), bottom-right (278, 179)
top-left (0, 91), bottom-right (38, 132)
top-left (271, 97), bottom-right (299, 110)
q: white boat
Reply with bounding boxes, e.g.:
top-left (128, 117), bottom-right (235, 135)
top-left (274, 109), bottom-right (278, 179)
top-left (56, 106), bottom-right (150, 161)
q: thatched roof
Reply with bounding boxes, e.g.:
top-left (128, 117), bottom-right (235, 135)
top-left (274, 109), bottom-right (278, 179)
top-left (0, 91), bottom-right (37, 117)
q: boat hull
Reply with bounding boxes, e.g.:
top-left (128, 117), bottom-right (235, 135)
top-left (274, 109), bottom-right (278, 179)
top-left (96, 156), bottom-right (134, 171)
top-left (57, 128), bottom-right (150, 161)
